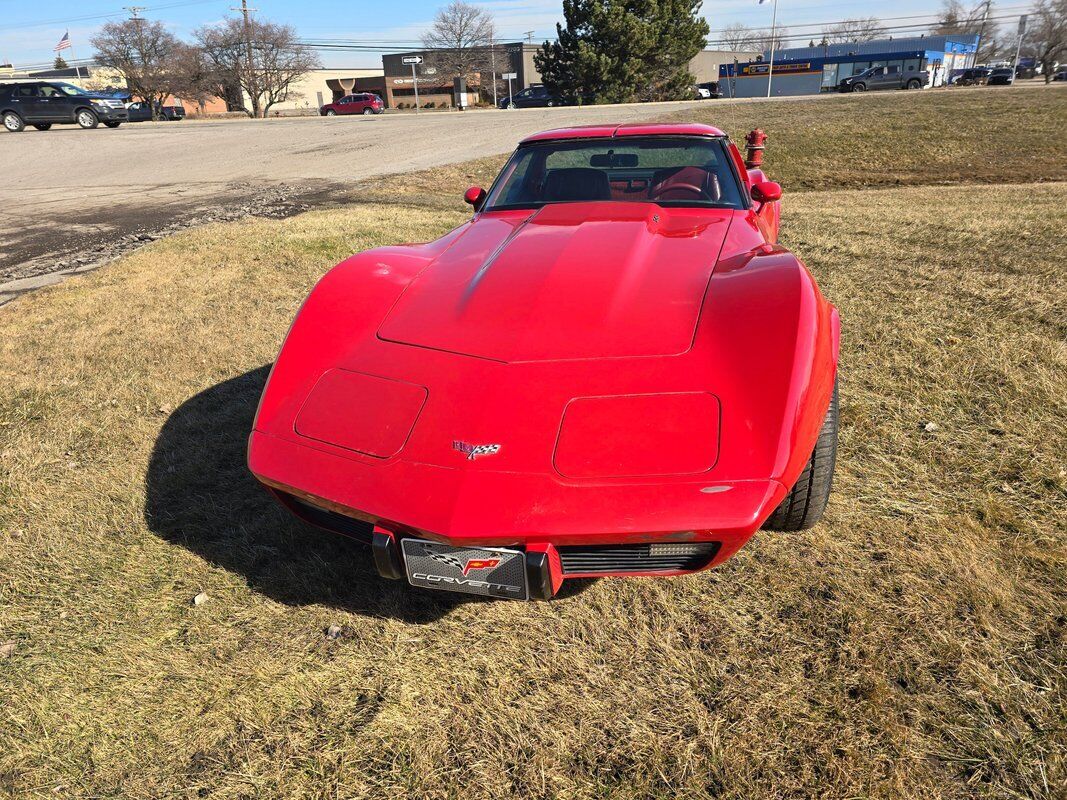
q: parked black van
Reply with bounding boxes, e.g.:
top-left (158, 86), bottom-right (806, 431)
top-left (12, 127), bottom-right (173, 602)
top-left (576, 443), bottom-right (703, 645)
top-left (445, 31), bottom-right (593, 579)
top-left (0, 81), bottom-right (128, 132)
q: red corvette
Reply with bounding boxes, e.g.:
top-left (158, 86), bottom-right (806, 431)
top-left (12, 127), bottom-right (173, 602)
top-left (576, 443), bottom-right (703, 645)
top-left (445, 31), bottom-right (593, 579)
top-left (248, 122), bottom-right (840, 600)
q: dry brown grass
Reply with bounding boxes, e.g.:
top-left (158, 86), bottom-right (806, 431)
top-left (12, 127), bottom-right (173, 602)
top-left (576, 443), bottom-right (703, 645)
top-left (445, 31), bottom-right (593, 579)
top-left (1, 88), bottom-right (1066, 799)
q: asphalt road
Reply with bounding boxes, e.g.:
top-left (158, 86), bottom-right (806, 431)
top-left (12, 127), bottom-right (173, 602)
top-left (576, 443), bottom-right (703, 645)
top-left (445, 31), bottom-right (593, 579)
top-left (2, 101), bottom-right (725, 299)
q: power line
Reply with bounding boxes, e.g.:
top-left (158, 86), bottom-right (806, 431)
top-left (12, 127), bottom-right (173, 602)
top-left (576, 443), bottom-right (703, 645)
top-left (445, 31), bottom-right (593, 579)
top-left (4, 0), bottom-right (220, 31)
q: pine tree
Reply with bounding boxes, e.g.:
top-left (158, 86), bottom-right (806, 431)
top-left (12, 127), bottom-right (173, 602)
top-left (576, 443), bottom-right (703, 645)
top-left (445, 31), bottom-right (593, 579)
top-left (535, 0), bottom-right (709, 104)
top-left (54, 55), bottom-right (69, 69)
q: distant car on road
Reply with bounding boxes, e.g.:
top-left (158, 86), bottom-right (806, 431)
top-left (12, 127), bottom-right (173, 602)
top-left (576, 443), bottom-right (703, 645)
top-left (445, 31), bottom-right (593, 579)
top-left (499, 85), bottom-right (559, 108)
top-left (0, 81), bottom-right (128, 132)
top-left (499, 85), bottom-right (594, 109)
top-left (700, 81), bottom-right (723, 98)
top-left (987, 67), bottom-right (1015, 85)
top-left (126, 101), bottom-right (186, 122)
top-left (320, 93), bottom-right (383, 116)
top-left (1053, 70), bottom-right (1067, 82)
top-left (839, 65), bottom-right (927, 92)
top-left (953, 67), bottom-right (991, 86)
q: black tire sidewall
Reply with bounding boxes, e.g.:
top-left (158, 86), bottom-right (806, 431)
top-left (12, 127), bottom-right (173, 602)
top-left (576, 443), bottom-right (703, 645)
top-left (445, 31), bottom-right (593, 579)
top-left (3, 112), bottom-right (24, 132)
top-left (77, 109), bottom-right (99, 129)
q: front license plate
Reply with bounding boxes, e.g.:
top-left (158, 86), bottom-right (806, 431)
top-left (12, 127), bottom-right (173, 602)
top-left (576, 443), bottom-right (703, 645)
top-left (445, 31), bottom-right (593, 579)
top-left (401, 538), bottom-right (528, 600)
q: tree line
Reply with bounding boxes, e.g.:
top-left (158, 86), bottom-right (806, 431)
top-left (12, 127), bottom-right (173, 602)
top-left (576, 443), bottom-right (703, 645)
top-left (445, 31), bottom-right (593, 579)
top-left (89, 16), bottom-right (320, 119)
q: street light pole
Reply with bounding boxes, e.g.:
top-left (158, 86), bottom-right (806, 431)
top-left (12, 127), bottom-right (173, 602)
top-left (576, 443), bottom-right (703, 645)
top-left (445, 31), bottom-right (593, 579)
top-left (412, 62), bottom-right (419, 112)
top-left (490, 35), bottom-right (497, 107)
top-left (1012, 14), bottom-right (1027, 79)
top-left (765, 0), bottom-right (779, 98)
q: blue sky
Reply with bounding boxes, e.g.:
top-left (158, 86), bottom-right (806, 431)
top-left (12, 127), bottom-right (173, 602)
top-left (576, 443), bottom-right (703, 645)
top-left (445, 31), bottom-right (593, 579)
top-left (0, 0), bottom-right (1018, 69)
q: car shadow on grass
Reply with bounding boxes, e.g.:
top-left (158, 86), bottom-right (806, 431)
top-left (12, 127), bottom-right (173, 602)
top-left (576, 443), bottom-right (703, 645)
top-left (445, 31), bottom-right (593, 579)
top-left (144, 365), bottom-right (511, 624)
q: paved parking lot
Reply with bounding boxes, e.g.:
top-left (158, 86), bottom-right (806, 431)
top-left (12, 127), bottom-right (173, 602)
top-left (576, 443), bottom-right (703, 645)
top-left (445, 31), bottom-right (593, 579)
top-left (2, 101), bottom-right (724, 295)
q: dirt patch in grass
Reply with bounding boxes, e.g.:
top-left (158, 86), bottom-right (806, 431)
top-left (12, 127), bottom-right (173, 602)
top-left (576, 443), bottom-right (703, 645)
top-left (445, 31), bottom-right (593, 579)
top-left (0, 177), bottom-right (1064, 797)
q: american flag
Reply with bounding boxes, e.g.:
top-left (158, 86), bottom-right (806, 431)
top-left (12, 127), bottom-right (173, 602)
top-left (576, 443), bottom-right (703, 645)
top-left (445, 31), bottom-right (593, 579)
top-left (54, 31), bottom-right (71, 52)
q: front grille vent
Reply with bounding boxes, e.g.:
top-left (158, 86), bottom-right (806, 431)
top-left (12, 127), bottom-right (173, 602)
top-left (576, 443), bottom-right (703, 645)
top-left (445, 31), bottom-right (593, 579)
top-left (279, 492), bottom-right (374, 544)
top-left (558, 542), bottom-right (720, 575)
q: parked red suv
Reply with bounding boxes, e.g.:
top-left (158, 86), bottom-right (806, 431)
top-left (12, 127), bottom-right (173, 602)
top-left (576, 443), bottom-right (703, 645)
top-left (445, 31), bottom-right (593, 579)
top-left (320, 93), bottom-right (383, 116)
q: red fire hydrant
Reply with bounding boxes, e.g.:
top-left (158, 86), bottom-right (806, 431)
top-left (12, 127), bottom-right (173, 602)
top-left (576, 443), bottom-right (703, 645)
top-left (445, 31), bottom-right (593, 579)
top-left (744, 128), bottom-right (768, 169)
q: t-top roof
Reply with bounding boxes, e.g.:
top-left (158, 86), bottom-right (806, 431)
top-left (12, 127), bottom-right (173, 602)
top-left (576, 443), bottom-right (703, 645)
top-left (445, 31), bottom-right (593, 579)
top-left (520, 122), bottom-right (728, 143)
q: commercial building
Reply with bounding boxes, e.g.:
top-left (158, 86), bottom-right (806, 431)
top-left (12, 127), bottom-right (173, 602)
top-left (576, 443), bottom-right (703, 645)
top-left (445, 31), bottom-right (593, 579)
top-left (273, 68), bottom-right (382, 113)
top-left (718, 34), bottom-right (980, 97)
top-left (370, 45), bottom-right (760, 108)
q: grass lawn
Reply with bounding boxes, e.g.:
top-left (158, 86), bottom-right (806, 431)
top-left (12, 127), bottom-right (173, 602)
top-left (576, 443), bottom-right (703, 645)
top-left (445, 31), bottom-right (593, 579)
top-left (1, 87), bottom-right (1065, 799)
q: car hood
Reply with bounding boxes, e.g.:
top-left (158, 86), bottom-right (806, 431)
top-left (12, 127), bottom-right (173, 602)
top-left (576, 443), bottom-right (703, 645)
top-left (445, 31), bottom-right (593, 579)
top-left (377, 202), bottom-right (734, 362)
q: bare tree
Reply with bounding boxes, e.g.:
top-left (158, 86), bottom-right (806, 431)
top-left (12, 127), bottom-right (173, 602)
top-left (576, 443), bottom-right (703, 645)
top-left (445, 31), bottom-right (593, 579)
top-left (1028, 0), bottom-right (1067, 80)
top-left (719, 22), bottom-right (761, 52)
top-left (196, 17), bottom-right (320, 118)
top-left (91, 18), bottom-right (179, 118)
top-left (422, 0), bottom-right (501, 92)
top-left (933, 0), bottom-right (1001, 61)
top-left (822, 17), bottom-right (885, 43)
top-left (168, 43), bottom-right (221, 114)
top-left (756, 26), bottom-right (790, 54)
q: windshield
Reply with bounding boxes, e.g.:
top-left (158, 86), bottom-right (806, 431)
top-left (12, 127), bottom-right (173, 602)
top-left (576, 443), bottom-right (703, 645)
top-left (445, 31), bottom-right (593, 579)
top-left (484, 137), bottom-right (745, 211)
top-left (54, 82), bottom-right (90, 96)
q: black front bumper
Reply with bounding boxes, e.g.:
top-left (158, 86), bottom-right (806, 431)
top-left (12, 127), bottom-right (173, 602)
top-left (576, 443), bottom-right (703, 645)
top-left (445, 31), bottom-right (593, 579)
top-left (96, 107), bottom-right (129, 122)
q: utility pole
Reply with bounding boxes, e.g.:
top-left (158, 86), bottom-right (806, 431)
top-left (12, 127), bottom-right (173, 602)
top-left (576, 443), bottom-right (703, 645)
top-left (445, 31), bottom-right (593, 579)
top-left (524, 30), bottom-right (534, 43)
top-left (231, 0), bottom-right (259, 117)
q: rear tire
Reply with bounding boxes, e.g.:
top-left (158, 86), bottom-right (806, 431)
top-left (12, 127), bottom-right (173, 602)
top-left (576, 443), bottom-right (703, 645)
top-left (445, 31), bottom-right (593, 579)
top-left (362, 107), bottom-right (372, 115)
top-left (326, 109), bottom-right (336, 116)
top-left (906, 79), bottom-right (921, 90)
top-left (32, 123), bottom-right (52, 130)
top-left (763, 379), bottom-right (839, 531)
top-left (3, 112), bottom-right (25, 132)
top-left (76, 109), bottom-right (99, 129)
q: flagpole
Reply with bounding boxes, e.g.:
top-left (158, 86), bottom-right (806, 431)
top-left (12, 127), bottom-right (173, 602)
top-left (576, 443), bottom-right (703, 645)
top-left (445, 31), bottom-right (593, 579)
top-left (766, 0), bottom-right (778, 98)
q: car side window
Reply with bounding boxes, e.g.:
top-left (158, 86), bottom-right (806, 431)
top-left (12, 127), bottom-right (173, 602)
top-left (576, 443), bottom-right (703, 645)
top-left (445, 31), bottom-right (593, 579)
top-left (16, 86), bottom-right (38, 97)
top-left (39, 86), bottom-right (64, 97)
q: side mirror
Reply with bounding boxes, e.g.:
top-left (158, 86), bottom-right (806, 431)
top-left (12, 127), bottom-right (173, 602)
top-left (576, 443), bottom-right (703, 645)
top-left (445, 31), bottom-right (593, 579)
top-left (464, 186), bottom-right (486, 211)
top-left (750, 181), bottom-right (782, 204)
